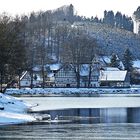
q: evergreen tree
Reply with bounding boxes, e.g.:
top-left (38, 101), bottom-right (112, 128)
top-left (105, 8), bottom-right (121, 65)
top-left (103, 10), bottom-right (115, 27)
top-left (110, 54), bottom-right (119, 67)
top-left (68, 4), bottom-right (74, 23)
top-left (115, 12), bottom-right (122, 28)
top-left (123, 48), bottom-right (133, 71)
top-left (122, 15), bottom-right (133, 32)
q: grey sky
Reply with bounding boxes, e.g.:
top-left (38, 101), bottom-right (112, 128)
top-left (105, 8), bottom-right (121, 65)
top-left (0, 0), bottom-right (139, 18)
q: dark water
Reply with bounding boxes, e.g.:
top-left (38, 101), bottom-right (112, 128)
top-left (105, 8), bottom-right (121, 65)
top-left (1, 108), bottom-right (140, 140)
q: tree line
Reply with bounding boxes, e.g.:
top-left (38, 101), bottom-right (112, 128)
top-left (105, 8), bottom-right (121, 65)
top-left (0, 14), bottom-right (27, 92)
top-left (0, 9), bottom-right (99, 89)
top-left (0, 4), bottom-right (138, 90)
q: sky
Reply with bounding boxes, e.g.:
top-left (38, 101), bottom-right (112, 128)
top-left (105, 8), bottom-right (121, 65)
top-left (0, 0), bottom-right (140, 18)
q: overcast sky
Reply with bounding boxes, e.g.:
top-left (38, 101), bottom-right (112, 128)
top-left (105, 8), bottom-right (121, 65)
top-left (0, 0), bottom-right (140, 18)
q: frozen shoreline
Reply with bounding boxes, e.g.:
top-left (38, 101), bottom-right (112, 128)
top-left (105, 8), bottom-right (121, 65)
top-left (21, 96), bottom-right (140, 111)
top-left (0, 93), bottom-right (36, 125)
top-left (5, 87), bottom-right (140, 96)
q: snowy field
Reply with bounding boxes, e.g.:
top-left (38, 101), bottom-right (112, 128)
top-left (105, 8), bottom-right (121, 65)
top-left (21, 96), bottom-right (140, 111)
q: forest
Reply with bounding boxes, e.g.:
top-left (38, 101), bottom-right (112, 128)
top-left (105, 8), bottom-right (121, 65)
top-left (0, 4), bottom-right (140, 88)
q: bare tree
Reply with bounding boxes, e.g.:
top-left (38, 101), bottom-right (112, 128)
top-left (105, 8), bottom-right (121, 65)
top-left (61, 28), bottom-right (98, 87)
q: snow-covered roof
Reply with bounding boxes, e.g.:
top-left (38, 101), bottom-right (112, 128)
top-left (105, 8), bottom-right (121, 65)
top-left (80, 64), bottom-right (89, 76)
top-left (104, 67), bottom-right (120, 71)
top-left (20, 71), bottom-right (28, 80)
top-left (47, 73), bottom-right (54, 78)
top-left (133, 60), bottom-right (140, 68)
top-left (100, 70), bottom-right (127, 81)
top-left (50, 64), bottom-right (61, 71)
top-left (119, 61), bottom-right (125, 70)
top-left (33, 66), bottom-right (41, 72)
top-left (101, 56), bottom-right (111, 64)
top-left (48, 54), bottom-right (57, 61)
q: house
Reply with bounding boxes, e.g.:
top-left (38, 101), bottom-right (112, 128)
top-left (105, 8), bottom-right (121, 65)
top-left (55, 64), bottom-right (77, 87)
top-left (99, 56), bottom-right (124, 70)
top-left (80, 64), bottom-right (100, 87)
top-left (55, 61), bottom-right (100, 87)
top-left (20, 63), bottom-right (61, 88)
top-left (20, 71), bottom-right (42, 87)
top-left (99, 67), bottom-right (130, 87)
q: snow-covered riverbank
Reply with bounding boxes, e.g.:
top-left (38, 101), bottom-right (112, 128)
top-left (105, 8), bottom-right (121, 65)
top-left (5, 87), bottom-right (140, 96)
top-left (0, 93), bottom-right (36, 125)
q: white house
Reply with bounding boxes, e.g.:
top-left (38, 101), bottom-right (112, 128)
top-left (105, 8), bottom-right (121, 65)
top-left (20, 71), bottom-right (42, 87)
top-left (55, 62), bottom-right (100, 87)
top-left (133, 18), bottom-right (140, 34)
top-left (100, 67), bottom-right (130, 87)
top-left (55, 64), bottom-right (77, 87)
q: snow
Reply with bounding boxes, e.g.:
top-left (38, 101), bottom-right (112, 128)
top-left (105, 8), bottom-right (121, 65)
top-left (49, 64), bottom-right (61, 71)
top-left (0, 93), bottom-right (36, 125)
top-left (47, 73), bottom-right (54, 78)
top-left (5, 87), bottom-right (140, 95)
top-left (32, 65), bottom-right (41, 72)
top-left (21, 96), bottom-right (140, 111)
top-left (20, 71), bottom-right (28, 80)
top-left (133, 60), bottom-right (140, 68)
top-left (104, 67), bottom-right (120, 71)
top-left (119, 61), bottom-right (125, 70)
top-left (0, 112), bottom-right (35, 125)
top-left (100, 70), bottom-right (127, 81)
top-left (80, 64), bottom-right (89, 76)
top-left (102, 56), bottom-right (111, 64)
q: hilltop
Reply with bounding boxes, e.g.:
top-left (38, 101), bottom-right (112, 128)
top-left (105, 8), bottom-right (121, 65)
top-left (74, 22), bottom-right (140, 59)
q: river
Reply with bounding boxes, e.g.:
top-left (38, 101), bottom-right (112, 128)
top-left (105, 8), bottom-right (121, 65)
top-left (1, 96), bottom-right (140, 139)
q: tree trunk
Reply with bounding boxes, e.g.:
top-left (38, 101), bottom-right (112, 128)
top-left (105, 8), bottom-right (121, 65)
top-left (42, 60), bottom-right (45, 89)
top-left (76, 66), bottom-right (80, 88)
top-left (42, 68), bottom-right (45, 89)
top-left (18, 73), bottom-right (21, 89)
top-left (0, 71), bottom-right (3, 92)
top-left (30, 70), bottom-right (33, 89)
top-left (88, 65), bottom-right (92, 88)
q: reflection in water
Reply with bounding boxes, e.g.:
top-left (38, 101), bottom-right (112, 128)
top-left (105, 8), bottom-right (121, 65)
top-left (100, 108), bottom-right (127, 123)
top-left (1, 108), bottom-right (140, 139)
top-left (46, 108), bottom-right (140, 123)
top-left (127, 108), bottom-right (140, 123)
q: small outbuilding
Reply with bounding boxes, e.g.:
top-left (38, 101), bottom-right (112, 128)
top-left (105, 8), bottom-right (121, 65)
top-left (100, 68), bottom-right (130, 87)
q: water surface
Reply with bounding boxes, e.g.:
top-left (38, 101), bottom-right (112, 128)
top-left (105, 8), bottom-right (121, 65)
top-left (1, 96), bottom-right (140, 139)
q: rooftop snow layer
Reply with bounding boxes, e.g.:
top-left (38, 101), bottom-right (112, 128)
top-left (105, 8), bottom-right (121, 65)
top-left (104, 67), bottom-right (120, 71)
top-left (50, 64), bottom-right (61, 71)
top-left (100, 70), bottom-right (127, 81)
top-left (133, 60), bottom-right (140, 68)
top-left (80, 64), bottom-right (89, 76)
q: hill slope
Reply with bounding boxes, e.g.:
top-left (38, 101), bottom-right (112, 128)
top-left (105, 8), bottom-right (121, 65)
top-left (74, 22), bottom-right (140, 59)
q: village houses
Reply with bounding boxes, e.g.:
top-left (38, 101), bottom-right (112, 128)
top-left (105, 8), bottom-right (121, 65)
top-left (19, 56), bottom-right (130, 88)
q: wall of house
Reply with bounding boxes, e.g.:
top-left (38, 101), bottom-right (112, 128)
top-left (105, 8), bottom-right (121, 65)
top-left (20, 73), bottom-right (42, 87)
top-left (55, 68), bottom-right (77, 87)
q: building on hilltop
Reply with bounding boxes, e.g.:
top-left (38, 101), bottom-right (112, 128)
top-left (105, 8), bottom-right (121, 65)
top-left (133, 19), bottom-right (140, 34)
